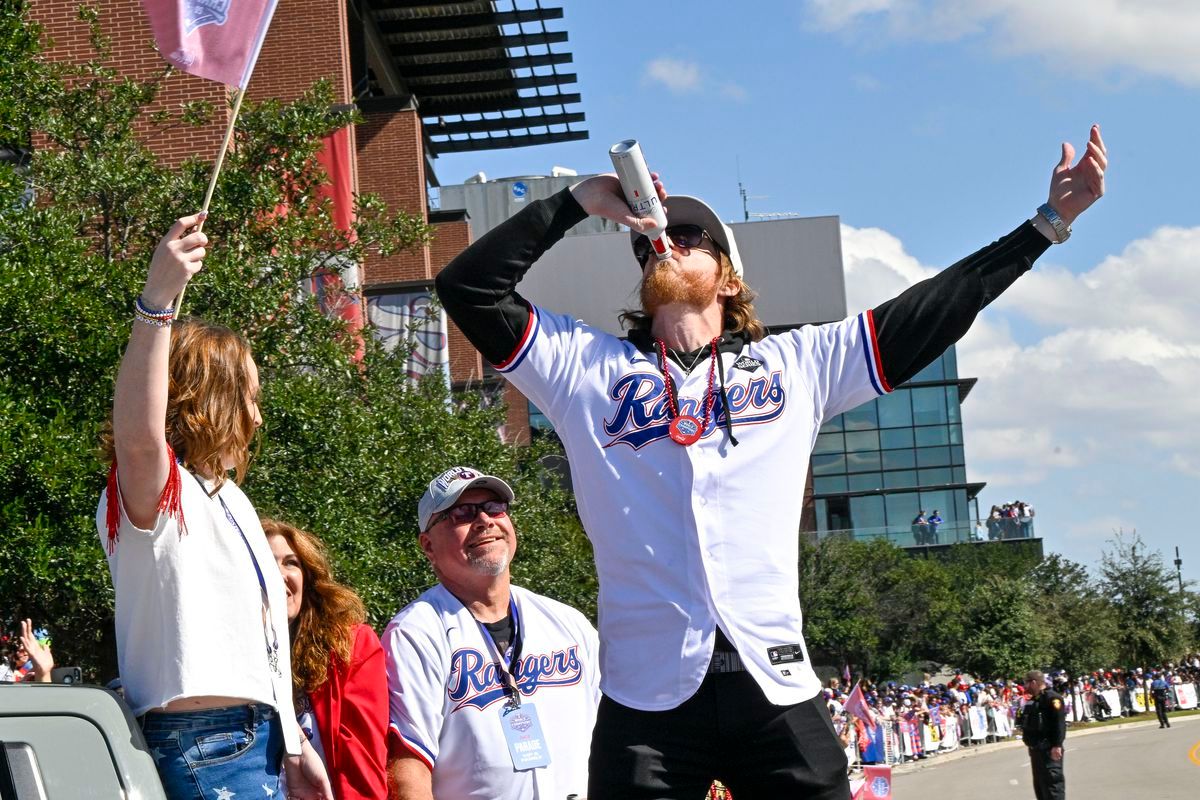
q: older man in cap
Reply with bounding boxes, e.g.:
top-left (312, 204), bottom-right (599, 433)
top-left (435, 126), bottom-right (1106, 798)
top-left (382, 467), bottom-right (600, 800)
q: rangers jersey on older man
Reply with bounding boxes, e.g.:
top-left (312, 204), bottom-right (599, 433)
top-left (436, 188), bottom-right (1050, 712)
top-left (383, 583), bottom-right (600, 799)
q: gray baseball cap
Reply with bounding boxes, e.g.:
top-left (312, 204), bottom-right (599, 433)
top-left (629, 195), bottom-right (744, 277)
top-left (418, 466), bottom-right (515, 532)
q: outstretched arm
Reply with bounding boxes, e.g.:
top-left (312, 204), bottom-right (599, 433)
top-left (111, 214), bottom-right (207, 528)
top-left (434, 174), bottom-right (663, 364)
top-left (872, 126), bottom-right (1107, 387)
top-left (19, 620), bottom-right (53, 682)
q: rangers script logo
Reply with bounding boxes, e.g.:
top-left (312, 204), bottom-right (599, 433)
top-left (603, 370), bottom-right (786, 449)
top-left (447, 646), bottom-right (584, 711)
top-left (182, 0), bottom-right (232, 35)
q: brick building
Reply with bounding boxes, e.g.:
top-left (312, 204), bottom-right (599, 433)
top-left (29, 0), bottom-right (587, 442)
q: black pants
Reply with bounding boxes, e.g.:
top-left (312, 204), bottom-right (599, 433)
top-left (587, 671), bottom-right (850, 800)
top-left (1029, 746), bottom-right (1065, 800)
top-left (1154, 696), bottom-right (1170, 726)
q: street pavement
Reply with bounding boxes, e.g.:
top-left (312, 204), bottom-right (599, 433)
top-left (890, 715), bottom-right (1200, 798)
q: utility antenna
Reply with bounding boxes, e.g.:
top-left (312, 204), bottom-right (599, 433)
top-left (736, 156), bottom-right (767, 222)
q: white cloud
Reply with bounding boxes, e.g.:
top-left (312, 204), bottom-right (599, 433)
top-left (645, 58), bottom-right (703, 93)
top-left (839, 222), bottom-right (1200, 495)
top-left (644, 58), bottom-right (747, 101)
top-left (804, 0), bottom-right (1200, 87)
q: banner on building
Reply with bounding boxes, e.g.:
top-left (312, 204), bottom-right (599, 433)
top-left (366, 290), bottom-right (449, 383)
top-left (140, 0), bottom-right (280, 87)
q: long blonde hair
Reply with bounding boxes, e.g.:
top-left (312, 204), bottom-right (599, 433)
top-left (102, 317), bottom-right (259, 489)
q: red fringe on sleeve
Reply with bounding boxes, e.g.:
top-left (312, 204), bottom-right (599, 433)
top-left (105, 444), bottom-right (187, 553)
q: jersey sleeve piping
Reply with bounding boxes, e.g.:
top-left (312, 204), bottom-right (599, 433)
top-left (389, 722), bottom-right (436, 769)
top-left (858, 310), bottom-right (892, 395)
top-left (494, 304), bottom-right (540, 373)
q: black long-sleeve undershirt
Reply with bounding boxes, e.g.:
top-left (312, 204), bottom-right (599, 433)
top-left (435, 187), bottom-right (1051, 387)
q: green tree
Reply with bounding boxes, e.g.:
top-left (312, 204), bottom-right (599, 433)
top-left (1099, 531), bottom-right (1191, 668)
top-left (0, 3), bottom-right (596, 680)
top-left (1031, 554), bottom-right (1119, 674)
top-left (954, 576), bottom-right (1050, 679)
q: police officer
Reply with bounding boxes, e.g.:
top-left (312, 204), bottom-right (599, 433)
top-left (1022, 669), bottom-right (1067, 800)
top-left (1150, 671), bottom-right (1172, 728)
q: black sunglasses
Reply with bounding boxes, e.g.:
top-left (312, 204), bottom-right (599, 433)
top-left (633, 224), bottom-right (715, 266)
top-left (430, 500), bottom-right (510, 528)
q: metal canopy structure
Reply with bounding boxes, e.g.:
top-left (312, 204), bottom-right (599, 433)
top-left (355, 0), bottom-right (587, 156)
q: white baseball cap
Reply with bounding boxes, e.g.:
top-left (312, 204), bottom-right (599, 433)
top-left (418, 466), bottom-right (515, 532)
top-left (629, 195), bottom-right (744, 277)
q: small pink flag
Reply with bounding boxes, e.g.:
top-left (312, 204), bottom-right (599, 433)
top-left (844, 680), bottom-right (878, 732)
top-left (140, 0), bottom-right (279, 87)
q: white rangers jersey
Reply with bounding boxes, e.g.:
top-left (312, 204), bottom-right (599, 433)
top-left (383, 583), bottom-right (600, 799)
top-left (496, 306), bottom-right (888, 711)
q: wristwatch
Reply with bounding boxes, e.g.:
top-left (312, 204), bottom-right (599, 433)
top-left (1037, 203), bottom-right (1071, 244)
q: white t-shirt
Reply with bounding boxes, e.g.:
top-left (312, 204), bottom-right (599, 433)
top-left (96, 463), bottom-right (300, 755)
top-left (383, 584), bottom-right (600, 800)
top-left (498, 306), bottom-right (885, 710)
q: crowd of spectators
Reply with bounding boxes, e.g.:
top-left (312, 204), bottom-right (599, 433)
top-left (983, 501), bottom-right (1035, 540)
top-left (824, 654), bottom-right (1200, 767)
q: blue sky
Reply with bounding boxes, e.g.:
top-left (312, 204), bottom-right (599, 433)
top-left (431, 1), bottom-right (1200, 585)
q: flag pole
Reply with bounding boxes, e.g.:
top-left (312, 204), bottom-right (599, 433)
top-left (174, 86), bottom-right (246, 312)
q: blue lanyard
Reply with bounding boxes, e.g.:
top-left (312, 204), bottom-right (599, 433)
top-left (191, 471), bottom-right (281, 678)
top-left (477, 597), bottom-right (523, 707)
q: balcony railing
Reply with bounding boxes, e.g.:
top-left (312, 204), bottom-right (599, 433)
top-left (814, 518), bottom-right (1036, 548)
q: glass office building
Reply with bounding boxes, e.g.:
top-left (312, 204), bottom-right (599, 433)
top-left (810, 345), bottom-right (986, 546)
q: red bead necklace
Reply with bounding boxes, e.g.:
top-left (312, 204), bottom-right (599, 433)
top-left (656, 337), bottom-right (719, 446)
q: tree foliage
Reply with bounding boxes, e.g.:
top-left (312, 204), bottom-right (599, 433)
top-left (0, 3), bottom-right (595, 680)
top-left (1100, 530), bottom-right (1191, 668)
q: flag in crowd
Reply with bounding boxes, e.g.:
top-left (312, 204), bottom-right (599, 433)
top-left (140, 0), bottom-right (279, 87)
top-left (845, 680), bottom-right (879, 732)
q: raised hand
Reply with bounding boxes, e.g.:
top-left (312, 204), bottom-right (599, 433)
top-left (1048, 125), bottom-right (1107, 227)
top-left (141, 213), bottom-right (209, 309)
top-left (570, 172), bottom-right (669, 232)
top-left (19, 619), bottom-right (54, 682)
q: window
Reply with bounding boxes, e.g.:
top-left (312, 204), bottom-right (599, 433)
top-left (528, 402), bottom-right (553, 431)
top-left (877, 390), bottom-right (913, 428)
top-left (912, 355), bottom-right (945, 382)
top-left (812, 453), bottom-right (846, 476)
top-left (848, 472), bottom-right (883, 491)
top-left (943, 347), bottom-right (958, 379)
top-left (846, 451), bottom-right (882, 473)
top-left (885, 492), bottom-right (920, 528)
top-left (821, 415), bottom-right (845, 433)
top-left (911, 386), bottom-right (947, 425)
top-left (951, 445), bottom-right (966, 465)
top-left (916, 446), bottom-right (952, 467)
top-left (884, 470), bottom-right (918, 488)
top-left (946, 386), bottom-right (962, 423)
top-left (813, 476), bottom-right (848, 494)
top-left (850, 495), bottom-right (886, 531)
top-left (843, 402), bottom-right (879, 431)
top-left (949, 424), bottom-right (963, 444)
top-left (845, 430), bottom-right (880, 452)
top-left (813, 431), bottom-right (845, 454)
top-left (918, 467), bottom-right (953, 485)
top-left (882, 449), bottom-right (916, 470)
top-left (952, 467), bottom-right (967, 483)
top-left (880, 428), bottom-right (915, 449)
top-left (914, 425), bottom-right (950, 447)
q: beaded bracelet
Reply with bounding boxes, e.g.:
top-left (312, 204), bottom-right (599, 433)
top-left (135, 295), bottom-right (175, 320)
top-left (133, 309), bottom-right (173, 328)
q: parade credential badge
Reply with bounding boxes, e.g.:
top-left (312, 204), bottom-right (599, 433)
top-left (1051, 698), bottom-right (1062, 710)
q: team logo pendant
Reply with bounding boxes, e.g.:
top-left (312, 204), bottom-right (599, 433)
top-left (669, 415), bottom-right (703, 446)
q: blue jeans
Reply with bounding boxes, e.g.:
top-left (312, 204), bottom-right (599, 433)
top-left (140, 704), bottom-right (283, 800)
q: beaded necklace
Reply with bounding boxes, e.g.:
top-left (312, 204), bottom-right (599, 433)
top-left (656, 337), bottom-right (719, 446)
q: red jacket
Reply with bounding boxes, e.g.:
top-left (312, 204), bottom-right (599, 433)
top-left (310, 623), bottom-right (390, 800)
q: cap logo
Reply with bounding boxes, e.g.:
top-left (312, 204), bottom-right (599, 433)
top-left (434, 467), bottom-right (476, 493)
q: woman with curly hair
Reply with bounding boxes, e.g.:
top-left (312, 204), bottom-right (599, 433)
top-left (98, 215), bottom-right (331, 800)
top-left (263, 519), bottom-right (389, 800)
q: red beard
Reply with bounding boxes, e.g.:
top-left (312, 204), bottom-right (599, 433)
top-left (639, 260), bottom-right (719, 315)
